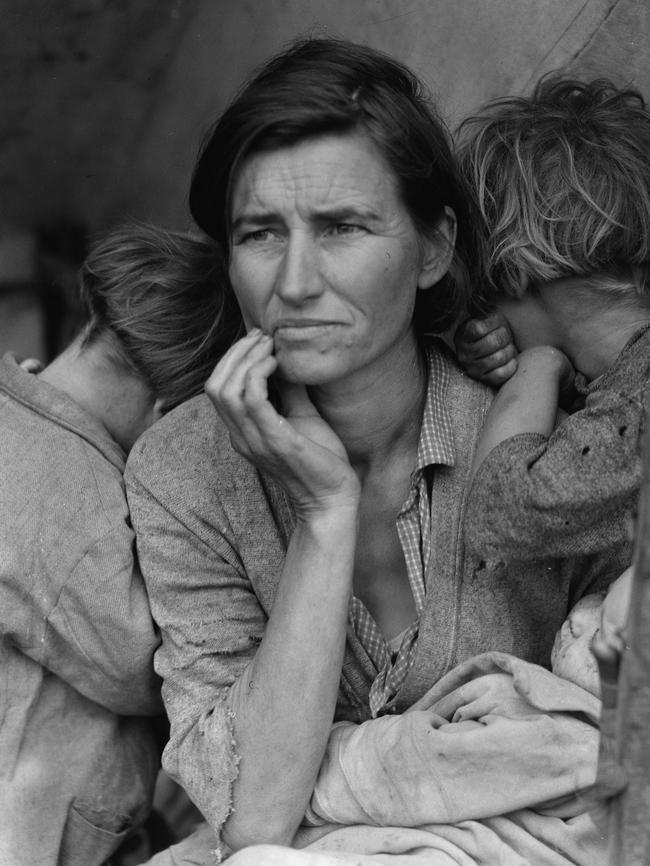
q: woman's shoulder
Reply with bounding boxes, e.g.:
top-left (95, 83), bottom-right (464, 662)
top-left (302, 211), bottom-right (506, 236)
top-left (125, 392), bottom-right (291, 567)
top-left (132, 392), bottom-right (228, 452)
top-left (425, 335), bottom-right (494, 405)
top-left (126, 392), bottom-right (251, 496)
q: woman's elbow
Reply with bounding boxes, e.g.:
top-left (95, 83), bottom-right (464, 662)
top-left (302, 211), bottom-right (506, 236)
top-left (222, 811), bottom-right (301, 853)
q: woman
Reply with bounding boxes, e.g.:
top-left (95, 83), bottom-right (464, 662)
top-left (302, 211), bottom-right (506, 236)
top-left (125, 39), bottom-right (623, 859)
top-left (0, 223), bottom-right (237, 866)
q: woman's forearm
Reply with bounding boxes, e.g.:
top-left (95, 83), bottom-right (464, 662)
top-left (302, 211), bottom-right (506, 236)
top-left (222, 504), bottom-right (358, 851)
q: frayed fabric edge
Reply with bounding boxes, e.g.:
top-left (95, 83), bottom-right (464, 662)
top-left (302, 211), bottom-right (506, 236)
top-left (212, 708), bottom-right (241, 864)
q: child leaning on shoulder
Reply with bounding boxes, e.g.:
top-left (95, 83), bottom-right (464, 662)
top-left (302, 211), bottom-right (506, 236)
top-left (454, 77), bottom-right (650, 600)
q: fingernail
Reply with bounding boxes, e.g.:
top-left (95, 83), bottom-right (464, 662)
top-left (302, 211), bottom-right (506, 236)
top-left (248, 327), bottom-right (261, 337)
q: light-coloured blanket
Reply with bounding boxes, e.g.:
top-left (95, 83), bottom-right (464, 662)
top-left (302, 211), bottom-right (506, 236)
top-left (147, 652), bottom-right (622, 866)
top-left (228, 652), bottom-right (618, 866)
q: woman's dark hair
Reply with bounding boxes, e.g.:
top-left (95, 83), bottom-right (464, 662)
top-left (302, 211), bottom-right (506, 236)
top-left (190, 37), bottom-right (479, 333)
top-left (80, 223), bottom-right (243, 410)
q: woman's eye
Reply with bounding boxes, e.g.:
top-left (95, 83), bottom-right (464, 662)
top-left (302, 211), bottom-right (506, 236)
top-left (232, 227), bottom-right (280, 245)
top-left (331, 223), bottom-right (364, 236)
top-left (243, 229), bottom-right (274, 243)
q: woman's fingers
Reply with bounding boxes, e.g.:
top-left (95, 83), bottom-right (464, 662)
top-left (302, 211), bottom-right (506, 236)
top-left (204, 331), bottom-right (358, 510)
top-left (206, 332), bottom-right (317, 467)
top-left (207, 331), bottom-right (273, 409)
top-left (205, 331), bottom-right (278, 456)
top-left (207, 329), bottom-right (268, 393)
top-left (242, 354), bottom-right (278, 409)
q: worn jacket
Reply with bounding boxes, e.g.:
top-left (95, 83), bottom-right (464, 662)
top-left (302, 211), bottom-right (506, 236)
top-left (0, 354), bottom-right (162, 866)
top-left (125, 338), bottom-right (627, 844)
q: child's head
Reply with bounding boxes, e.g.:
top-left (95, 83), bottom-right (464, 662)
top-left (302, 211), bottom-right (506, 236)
top-left (458, 76), bottom-right (650, 307)
top-left (80, 223), bottom-right (243, 411)
top-left (551, 592), bottom-right (603, 695)
top-left (551, 567), bottom-right (633, 696)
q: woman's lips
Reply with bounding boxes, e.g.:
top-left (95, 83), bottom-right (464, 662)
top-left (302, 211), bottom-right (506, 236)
top-left (272, 321), bottom-right (342, 341)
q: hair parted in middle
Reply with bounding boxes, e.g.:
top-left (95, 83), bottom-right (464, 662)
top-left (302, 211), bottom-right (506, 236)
top-left (189, 36), bottom-right (481, 334)
top-left (458, 74), bottom-right (650, 305)
top-left (80, 223), bottom-right (243, 410)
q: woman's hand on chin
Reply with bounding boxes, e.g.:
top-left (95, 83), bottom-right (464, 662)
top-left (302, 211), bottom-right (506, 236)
top-left (206, 329), bottom-right (360, 518)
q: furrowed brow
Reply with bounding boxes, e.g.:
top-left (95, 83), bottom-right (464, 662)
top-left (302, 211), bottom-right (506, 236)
top-left (314, 205), bottom-right (381, 224)
top-left (231, 211), bottom-right (282, 232)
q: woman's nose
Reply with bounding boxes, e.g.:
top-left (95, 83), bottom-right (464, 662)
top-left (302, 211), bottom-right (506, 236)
top-left (274, 235), bottom-right (322, 304)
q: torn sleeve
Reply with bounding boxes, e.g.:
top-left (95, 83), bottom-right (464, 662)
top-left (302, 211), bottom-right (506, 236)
top-left (125, 470), bottom-right (267, 846)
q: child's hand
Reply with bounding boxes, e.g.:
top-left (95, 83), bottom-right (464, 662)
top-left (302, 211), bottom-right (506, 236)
top-left (454, 313), bottom-right (518, 386)
top-left (597, 566), bottom-right (632, 653)
top-left (591, 566), bottom-right (633, 705)
top-left (19, 357), bottom-right (44, 374)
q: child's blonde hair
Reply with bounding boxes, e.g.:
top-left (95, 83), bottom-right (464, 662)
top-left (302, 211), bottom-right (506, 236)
top-left (458, 76), bottom-right (650, 304)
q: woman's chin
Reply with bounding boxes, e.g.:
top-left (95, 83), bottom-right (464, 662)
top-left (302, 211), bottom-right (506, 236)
top-left (275, 366), bottom-right (339, 387)
top-left (274, 350), bottom-right (347, 387)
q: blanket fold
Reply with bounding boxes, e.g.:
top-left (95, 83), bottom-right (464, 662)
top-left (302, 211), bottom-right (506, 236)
top-left (154, 653), bottom-right (624, 866)
top-left (305, 652), bottom-right (602, 829)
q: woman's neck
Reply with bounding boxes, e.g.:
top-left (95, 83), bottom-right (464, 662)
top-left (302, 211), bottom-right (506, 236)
top-left (307, 335), bottom-right (428, 477)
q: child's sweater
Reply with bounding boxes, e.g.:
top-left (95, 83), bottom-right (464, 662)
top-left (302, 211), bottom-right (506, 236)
top-left (466, 326), bottom-right (650, 562)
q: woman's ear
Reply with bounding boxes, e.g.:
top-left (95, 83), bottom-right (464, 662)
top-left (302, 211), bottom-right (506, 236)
top-left (417, 206), bottom-right (457, 291)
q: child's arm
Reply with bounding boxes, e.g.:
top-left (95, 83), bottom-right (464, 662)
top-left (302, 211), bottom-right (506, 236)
top-left (464, 346), bottom-right (642, 562)
top-left (469, 346), bottom-right (573, 483)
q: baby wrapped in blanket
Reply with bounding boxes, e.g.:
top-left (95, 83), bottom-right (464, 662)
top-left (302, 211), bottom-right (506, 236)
top-left (225, 573), bottom-right (630, 866)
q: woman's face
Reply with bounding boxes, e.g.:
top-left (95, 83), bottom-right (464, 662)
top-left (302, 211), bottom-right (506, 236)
top-left (228, 131), bottom-right (453, 387)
